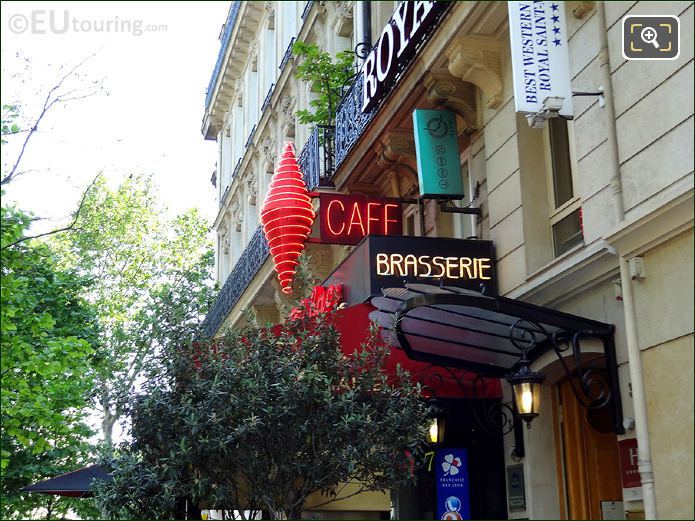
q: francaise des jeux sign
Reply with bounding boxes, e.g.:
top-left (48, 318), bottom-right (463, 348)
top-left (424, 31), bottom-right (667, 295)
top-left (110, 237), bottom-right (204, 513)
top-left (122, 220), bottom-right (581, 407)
top-left (507, 1), bottom-right (574, 117)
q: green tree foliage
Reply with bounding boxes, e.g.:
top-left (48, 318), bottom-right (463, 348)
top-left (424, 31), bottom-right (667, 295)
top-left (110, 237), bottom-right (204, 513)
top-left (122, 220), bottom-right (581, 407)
top-left (0, 205), bottom-right (99, 520)
top-left (94, 312), bottom-right (432, 520)
top-left (292, 41), bottom-right (355, 126)
top-left (1, 104), bottom-right (20, 144)
top-left (52, 174), bottom-right (216, 446)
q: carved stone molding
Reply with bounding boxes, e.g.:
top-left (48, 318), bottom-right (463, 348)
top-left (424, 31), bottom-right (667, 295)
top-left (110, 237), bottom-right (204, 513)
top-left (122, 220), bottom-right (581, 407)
top-left (335, 0), bottom-right (354, 19)
top-left (230, 201), bottom-right (242, 232)
top-left (376, 129), bottom-right (418, 180)
top-left (306, 246), bottom-right (334, 281)
top-left (220, 230), bottom-right (230, 255)
top-left (252, 304), bottom-right (281, 326)
top-left (424, 72), bottom-right (479, 133)
top-left (246, 175), bottom-right (258, 205)
top-left (249, 39), bottom-right (259, 64)
top-left (264, 1), bottom-right (275, 29)
top-left (261, 137), bottom-right (276, 171)
top-left (279, 95), bottom-right (296, 138)
top-left (446, 35), bottom-right (504, 109)
top-left (573, 1), bottom-right (595, 19)
top-left (279, 95), bottom-right (296, 119)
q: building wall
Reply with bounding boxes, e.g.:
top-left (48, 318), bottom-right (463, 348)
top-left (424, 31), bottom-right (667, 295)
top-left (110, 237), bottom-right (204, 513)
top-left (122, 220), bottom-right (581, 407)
top-left (636, 230), bottom-right (694, 520)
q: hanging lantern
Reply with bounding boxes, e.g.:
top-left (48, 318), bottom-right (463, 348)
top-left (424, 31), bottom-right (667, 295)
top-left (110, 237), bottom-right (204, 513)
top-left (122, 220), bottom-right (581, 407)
top-left (506, 364), bottom-right (545, 426)
top-left (260, 142), bottom-right (315, 294)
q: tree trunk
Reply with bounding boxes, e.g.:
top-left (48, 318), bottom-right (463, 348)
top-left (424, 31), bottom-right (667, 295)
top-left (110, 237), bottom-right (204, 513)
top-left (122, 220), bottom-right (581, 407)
top-left (102, 407), bottom-right (116, 447)
top-left (45, 497), bottom-right (54, 520)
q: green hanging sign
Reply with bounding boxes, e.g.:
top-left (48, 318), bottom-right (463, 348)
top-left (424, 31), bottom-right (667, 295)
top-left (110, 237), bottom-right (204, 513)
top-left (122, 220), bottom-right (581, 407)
top-left (412, 109), bottom-right (464, 198)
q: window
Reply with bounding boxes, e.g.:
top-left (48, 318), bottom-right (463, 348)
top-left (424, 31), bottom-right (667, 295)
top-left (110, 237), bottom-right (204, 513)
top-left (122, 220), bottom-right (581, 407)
top-left (452, 160), bottom-right (476, 240)
top-left (403, 205), bottom-right (421, 237)
top-left (545, 118), bottom-right (582, 257)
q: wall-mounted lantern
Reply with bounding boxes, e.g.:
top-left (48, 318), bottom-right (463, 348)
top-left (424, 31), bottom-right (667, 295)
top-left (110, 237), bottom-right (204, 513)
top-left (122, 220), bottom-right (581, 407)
top-left (506, 364), bottom-right (546, 427)
top-left (428, 415), bottom-right (446, 444)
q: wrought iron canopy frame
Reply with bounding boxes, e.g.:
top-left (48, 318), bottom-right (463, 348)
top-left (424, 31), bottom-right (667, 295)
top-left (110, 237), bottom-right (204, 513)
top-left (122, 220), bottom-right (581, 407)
top-left (392, 290), bottom-right (625, 434)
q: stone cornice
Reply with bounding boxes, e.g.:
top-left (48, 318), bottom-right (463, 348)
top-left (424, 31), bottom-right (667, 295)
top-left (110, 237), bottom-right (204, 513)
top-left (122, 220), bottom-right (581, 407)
top-left (203, 2), bottom-right (265, 140)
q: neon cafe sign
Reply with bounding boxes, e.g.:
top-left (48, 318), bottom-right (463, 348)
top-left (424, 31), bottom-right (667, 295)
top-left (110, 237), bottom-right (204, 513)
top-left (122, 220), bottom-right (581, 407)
top-left (319, 193), bottom-right (403, 245)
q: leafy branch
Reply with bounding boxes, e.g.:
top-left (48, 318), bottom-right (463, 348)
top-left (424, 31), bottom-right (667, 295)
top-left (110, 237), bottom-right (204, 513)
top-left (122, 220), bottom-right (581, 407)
top-left (292, 41), bottom-right (355, 126)
top-left (0, 172), bottom-right (102, 251)
top-left (1, 53), bottom-right (104, 186)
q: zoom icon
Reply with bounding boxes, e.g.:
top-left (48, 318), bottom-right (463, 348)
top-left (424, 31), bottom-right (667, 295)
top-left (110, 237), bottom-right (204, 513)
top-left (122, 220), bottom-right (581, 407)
top-left (623, 15), bottom-right (680, 60)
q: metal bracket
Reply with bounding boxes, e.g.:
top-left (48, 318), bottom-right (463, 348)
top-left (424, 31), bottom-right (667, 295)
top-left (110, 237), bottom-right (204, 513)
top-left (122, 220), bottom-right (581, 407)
top-left (573, 87), bottom-right (605, 108)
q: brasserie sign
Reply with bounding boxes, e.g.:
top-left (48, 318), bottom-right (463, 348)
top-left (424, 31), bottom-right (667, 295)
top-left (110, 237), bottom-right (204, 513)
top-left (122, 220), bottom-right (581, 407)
top-left (323, 236), bottom-right (496, 306)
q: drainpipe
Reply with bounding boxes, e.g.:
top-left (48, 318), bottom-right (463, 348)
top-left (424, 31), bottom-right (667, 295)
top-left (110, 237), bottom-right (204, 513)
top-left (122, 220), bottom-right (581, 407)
top-left (597, 2), bottom-right (657, 518)
top-left (362, 1), bottom-right (372, 49)
top-left (596, 1), bottom-right (624, 222)
top-left (618, 255), bottom-right (657, 519)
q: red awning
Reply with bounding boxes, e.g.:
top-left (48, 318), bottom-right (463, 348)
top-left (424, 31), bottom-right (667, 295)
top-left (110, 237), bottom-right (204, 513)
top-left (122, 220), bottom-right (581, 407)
top-left (329, 303), bottom-right (501, 399)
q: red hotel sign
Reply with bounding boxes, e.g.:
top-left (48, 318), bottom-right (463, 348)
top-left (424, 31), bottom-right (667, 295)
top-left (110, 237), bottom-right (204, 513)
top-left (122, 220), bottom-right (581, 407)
top-left (319, 193), bottom-right (402, 245)
top-left (618, 438), bottom-right (641, 488)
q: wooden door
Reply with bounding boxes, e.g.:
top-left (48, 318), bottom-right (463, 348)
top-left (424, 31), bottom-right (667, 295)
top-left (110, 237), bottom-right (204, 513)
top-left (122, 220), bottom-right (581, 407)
top-left (555, 379), bottom-right (622, 519)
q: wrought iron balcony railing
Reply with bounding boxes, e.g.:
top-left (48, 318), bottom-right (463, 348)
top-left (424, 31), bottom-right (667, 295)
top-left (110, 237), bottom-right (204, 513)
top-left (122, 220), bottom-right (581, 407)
top-left (334, 1), bottom-right (452, 170)
top-left (202, 226), bottom-right (270, 337)
top-left (301, 1), bottom-right (314, 20)
top-left (335, 72), bottom-right (374, 169)
top-left (219, 184), bottom-right (230, 208)
top-left (298, 125), bottom-right (335, 191)
top-left (279, 37), bottom-right (296, 71)
top-left (261, 83), bottom-right (275, 113)
top-left (245, 124), bottom-right (257, 149)
top-left (205, 1), bottom-right (241, 110)
top-left (231, 157), bottom-right (242, 181)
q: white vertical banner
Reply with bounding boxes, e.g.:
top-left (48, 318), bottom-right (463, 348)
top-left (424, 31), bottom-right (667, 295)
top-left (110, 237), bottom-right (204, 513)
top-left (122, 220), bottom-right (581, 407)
top-left (508, 1), bottom-right (574, 117)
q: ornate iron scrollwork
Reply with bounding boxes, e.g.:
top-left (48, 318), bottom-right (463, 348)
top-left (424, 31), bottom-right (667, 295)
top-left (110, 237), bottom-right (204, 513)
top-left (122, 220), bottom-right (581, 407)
top-left (298, 125), bottom-right (335, 190)
top-left (508, 320), bottom-right (614, 411)
top-left (261, 83), bottom-right (275, 114)
top-left (279, 37), bottom-right (296, 71)
top-left (202, 227), bottom-right (270, 337)
top-left (416, 364), bottom-right (516, 437)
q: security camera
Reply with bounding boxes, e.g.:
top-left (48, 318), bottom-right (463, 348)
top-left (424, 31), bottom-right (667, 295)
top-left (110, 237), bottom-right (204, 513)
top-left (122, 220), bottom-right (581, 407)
top-left (525, 113), bottom-right (547, 129)
top-left (526, 96), bottom-right (565, 128)
top-left (542, 96), bottom-right (565, 114)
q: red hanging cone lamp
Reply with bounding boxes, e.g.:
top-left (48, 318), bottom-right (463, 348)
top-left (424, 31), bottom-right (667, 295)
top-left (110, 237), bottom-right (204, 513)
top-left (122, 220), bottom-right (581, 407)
top-left (261, 142), bottom-right (315, 294)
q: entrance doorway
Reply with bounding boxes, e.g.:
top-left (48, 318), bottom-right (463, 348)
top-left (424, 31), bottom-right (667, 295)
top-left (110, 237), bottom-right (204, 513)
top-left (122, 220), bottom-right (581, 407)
top-left (394, 398), bottom-right (507, 520)
top-left (554, 379), bottom-right (622, 519)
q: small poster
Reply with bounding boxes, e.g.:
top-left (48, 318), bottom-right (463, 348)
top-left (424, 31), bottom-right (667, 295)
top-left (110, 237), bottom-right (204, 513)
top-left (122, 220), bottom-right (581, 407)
top-left (506, 464), bottom-right (526, 512)
top-left (435, 448), bottom-right (471, 520)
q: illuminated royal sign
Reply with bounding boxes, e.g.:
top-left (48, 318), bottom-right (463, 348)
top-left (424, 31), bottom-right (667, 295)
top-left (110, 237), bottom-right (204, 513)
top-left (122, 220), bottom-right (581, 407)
top-left (319, 193), bottom-right (403, 245)
top-left (362, 1), bottom-right (448, 112)
top-left (323, 236), bottom-right (496, 305)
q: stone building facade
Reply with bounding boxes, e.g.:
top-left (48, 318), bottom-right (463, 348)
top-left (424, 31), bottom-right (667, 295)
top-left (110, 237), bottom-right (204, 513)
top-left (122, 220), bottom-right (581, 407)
top-left (201, 2), bottom-right (693, 519)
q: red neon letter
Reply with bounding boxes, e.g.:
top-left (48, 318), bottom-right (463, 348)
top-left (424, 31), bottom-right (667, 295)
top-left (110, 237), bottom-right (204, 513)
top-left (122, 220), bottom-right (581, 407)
top-left (326, 199), bottom-right (346, 236)
top-left (367, 202), bottom-right (381, 235)
top-left (383, 203), bottom-right (399, 234)
top-left (347, 202), bottom-right (366, 236)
